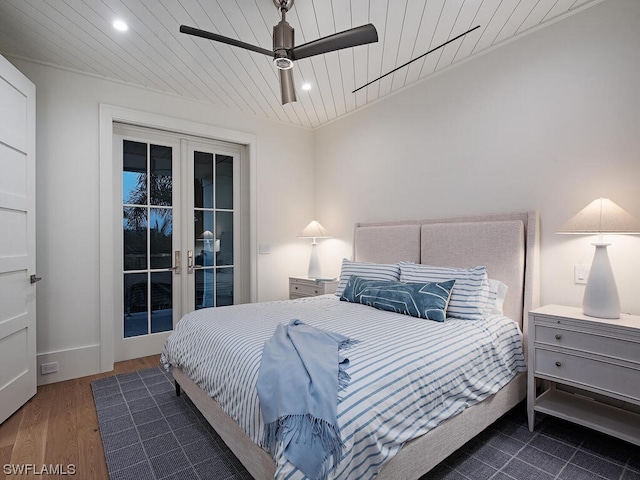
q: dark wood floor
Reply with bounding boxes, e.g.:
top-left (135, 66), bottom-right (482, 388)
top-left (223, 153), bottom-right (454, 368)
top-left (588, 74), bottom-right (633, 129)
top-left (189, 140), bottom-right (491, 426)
top-left (0, 354), bottom-right (161, 480)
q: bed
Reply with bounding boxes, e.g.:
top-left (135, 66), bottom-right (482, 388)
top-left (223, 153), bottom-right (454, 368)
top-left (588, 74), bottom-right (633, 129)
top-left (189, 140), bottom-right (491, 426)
top-left (162, 211), bottom-right (540, 480)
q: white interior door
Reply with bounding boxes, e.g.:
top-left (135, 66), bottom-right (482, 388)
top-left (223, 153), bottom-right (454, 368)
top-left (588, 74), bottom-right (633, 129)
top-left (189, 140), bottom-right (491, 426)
top-left (0, 55), bottom-right (37, 424)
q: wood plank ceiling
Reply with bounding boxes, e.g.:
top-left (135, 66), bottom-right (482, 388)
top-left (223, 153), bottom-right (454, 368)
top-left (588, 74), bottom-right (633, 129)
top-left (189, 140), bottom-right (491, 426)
top-left (0, 0), bottom-right (603, 129)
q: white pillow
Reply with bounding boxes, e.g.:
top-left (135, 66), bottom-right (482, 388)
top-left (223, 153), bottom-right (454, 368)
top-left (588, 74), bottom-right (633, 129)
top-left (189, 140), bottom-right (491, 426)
top-left (486, 279), bottom-right (509, 315)
top-left (399, 262), bottom-right (490, 320)
top-left (335, 259), bottom-right (400, 296)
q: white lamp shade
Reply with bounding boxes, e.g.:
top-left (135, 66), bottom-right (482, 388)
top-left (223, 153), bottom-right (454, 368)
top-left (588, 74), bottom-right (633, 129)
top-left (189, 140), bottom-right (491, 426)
top-left (556, 198), bottom-right (640, 319)
top-left (298, 220), bottom-right (330, 238)
top-left (557, 198), bottom-right (640, 234)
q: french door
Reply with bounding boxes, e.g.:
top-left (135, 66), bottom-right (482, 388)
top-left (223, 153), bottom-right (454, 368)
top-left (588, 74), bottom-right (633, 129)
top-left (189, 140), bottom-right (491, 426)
top-left (113, 124), bottom-right (243, 360)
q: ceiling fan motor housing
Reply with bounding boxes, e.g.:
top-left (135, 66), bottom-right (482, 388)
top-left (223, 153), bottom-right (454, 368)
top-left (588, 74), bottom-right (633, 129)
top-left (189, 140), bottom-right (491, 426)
top-left (273, 20), bottom-right (294, 69)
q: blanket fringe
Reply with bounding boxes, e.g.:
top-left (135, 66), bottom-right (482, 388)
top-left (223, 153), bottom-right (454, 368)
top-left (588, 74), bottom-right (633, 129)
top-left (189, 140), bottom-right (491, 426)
top-left (339, 338), bottom-right (360, 351)
top-left (338, 367), bottom-right (350, 392)
top-left (263, 414), bottom-right (344, 479)
top-left (338, 338), bottom-right (358, 395)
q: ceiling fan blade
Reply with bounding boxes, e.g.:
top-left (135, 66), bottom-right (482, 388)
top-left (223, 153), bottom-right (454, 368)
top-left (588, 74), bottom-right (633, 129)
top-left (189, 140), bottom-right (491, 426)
top-left (280, 68), bottom-right (296, 105)
top-left (291, 23), bottom-right (378, 61)
top-left (180, 25), bottom-right (273, 57)
top-left (352, 25), bottom-right (481, 93)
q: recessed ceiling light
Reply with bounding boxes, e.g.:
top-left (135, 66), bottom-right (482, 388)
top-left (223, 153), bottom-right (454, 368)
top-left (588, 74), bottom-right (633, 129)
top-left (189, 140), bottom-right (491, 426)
top-left (113, 20), bottom-right (129, 32)
top-left (301, 82), bottom-right (312, 91)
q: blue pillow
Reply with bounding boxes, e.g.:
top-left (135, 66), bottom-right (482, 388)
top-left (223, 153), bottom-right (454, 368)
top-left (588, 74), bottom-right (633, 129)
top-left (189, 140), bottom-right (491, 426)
top-left (340, 276), bottom-right (455, 322)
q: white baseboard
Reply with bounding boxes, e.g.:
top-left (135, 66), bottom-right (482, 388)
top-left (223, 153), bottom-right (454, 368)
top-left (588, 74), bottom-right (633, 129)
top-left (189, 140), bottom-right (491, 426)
top-left (37, 344), bottom-right (102, 385)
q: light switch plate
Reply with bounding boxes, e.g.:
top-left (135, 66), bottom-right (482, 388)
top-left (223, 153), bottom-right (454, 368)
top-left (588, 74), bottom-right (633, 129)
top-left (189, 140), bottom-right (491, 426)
top-left (574, 264), bottom-right (590, 284)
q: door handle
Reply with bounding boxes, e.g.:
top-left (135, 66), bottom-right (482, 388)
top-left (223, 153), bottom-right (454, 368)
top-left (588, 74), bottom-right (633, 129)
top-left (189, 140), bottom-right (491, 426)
top-left (172, 251), bottom-right (181, 274)
top-left (187, 250), bottom-right (194, 274)
top-left (30, 274), bottom-right (42, 284)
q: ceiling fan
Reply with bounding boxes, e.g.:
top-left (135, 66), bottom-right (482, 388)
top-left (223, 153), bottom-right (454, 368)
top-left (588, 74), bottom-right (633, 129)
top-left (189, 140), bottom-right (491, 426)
top-left (180, 0), bottom-right (378, 105)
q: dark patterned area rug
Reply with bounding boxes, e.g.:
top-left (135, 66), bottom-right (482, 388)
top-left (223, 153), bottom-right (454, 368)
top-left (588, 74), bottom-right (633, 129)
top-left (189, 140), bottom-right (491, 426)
top-left (91, 366), bottom-right (252, 480)
top-left (92, 367), bottom-right (640, 480)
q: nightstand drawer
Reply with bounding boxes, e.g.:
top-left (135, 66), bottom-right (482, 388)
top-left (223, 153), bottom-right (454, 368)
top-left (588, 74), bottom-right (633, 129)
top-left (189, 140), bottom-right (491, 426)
top-left (289, 277), bottom-right (338, 299)
top-left (535, 325), bottom-right (640, 364)
top-left (534, 348), bottom-right (640, 401)
top-left (290, 282), bottom-right (323, 296)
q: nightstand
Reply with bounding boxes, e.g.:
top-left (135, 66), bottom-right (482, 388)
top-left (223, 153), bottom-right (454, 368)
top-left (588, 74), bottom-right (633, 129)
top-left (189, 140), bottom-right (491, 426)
top-left (289, 277), bottom-right (338, 299)
top-left (527, 305), bottom-right (640, 446)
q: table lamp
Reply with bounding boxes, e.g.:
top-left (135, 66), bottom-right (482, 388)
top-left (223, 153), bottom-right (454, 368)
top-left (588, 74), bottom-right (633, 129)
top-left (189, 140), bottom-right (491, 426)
top-left (298, 220), bottom-right (330, 279)
top-left (557, 198), bottom-right (640, 319)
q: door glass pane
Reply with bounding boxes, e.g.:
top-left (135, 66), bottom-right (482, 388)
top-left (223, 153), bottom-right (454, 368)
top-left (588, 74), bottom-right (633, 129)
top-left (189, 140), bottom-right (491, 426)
top-left (150, 145), bottom-right (172, 206)
top-left (150, 208), bottom-right (172, 269)
top-left (216, 211), bottom-right (233, 266)
top-left (216, 268), bottom-right (233, 306)
top-left (123, 207), bottom-right (147, 270)
top-left (194, 151), bottom-right (214, 208)
top-left (194, 210), bottom-right (214, 267)
top-left (124, 273), bottom-right (147, 337)
top-left (123, 140), bottom-right (147, 205)
top-left (195, 268), bottom-right (214, 310)
top-left (151, 271), bottom-right (172, 333)
top-left (215, 154), bottom-right (233, 209)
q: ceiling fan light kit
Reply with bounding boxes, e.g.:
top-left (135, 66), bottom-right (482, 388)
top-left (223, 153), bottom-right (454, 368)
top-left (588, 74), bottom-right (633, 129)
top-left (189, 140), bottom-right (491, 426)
top-left (273, 58), bottom-right (294, 70)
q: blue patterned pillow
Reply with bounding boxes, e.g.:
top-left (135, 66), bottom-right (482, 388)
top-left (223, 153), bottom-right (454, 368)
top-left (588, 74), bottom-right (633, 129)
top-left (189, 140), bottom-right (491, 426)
top-left (399, 262), bottom-right (491, 320)
top-left (340, 276), bottom-right (455, 322)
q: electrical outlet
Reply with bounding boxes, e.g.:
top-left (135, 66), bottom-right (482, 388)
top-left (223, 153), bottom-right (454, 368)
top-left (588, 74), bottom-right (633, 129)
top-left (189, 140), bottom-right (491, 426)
top-left (574, 265), bottom-right (590, 284)
top-left (41, 362), bottom-right (59, 375)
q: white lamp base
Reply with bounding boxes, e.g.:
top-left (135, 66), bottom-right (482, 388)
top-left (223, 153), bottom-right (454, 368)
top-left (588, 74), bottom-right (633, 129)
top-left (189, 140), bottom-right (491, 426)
top-left (308, 242), bottom-right (321, 279)
top-left (583, 243), bottom-right (620, 319)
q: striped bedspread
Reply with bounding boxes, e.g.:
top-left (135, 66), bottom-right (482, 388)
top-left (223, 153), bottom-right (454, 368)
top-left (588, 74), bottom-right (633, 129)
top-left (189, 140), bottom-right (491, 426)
top-left (161, 295), bottom-right (526, 480)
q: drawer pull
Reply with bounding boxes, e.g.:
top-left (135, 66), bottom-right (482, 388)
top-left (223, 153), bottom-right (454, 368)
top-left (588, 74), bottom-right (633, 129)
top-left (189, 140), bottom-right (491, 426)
top-left (555, 361), bottom-right (562, 367)
top-left (555, 334), bottom-right (562, 340)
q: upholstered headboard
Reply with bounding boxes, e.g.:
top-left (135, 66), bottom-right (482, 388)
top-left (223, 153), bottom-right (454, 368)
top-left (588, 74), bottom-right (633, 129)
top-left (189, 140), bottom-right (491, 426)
top-left (353, 212), bottom-right (540, 335)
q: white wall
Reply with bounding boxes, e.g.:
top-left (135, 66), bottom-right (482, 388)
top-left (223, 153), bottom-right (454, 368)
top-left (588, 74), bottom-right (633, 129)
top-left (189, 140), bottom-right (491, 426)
top-left (313, 0), bottom-right (640, 315)
top-left (9, 59), bottom-right (315, 384)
